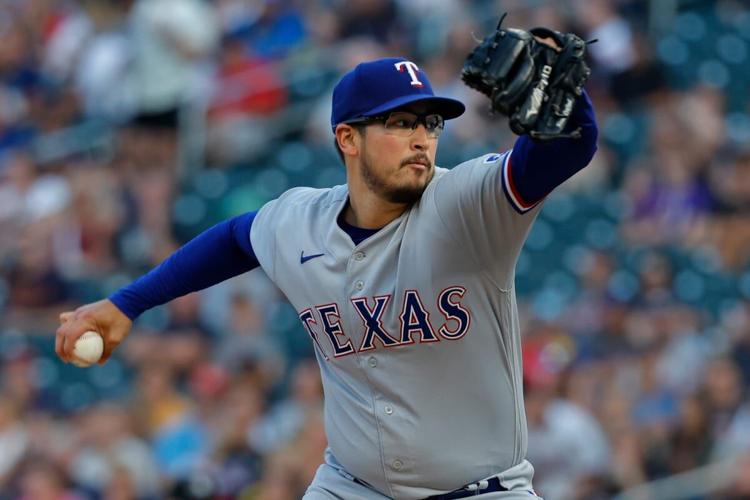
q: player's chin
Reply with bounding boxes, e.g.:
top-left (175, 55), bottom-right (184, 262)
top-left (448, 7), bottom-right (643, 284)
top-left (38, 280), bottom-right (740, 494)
top-left (385, 187), bottom-right (424, 204)
top-left (385, 179), bottom-right (429, 204)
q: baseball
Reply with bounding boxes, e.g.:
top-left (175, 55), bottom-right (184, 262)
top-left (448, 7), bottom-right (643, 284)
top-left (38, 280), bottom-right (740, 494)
top-left (72, 330), bottom-right (104, 367)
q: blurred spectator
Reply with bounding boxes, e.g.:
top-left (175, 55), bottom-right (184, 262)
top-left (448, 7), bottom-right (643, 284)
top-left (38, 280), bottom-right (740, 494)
top-left (205, 32), bottom-right (288, 165)
top-left (125, 293), bottom-right (213, 373)
top-left (337, 0), bottom-right (405, 47)
top-left (241, 1), bottom-right (307, 59)
top-left (128, 0), bottom-right (218, 124)
top-left (572, 0), bottom-right (637, 76)
top-left (23, 411), bottom-right (76, 472)
top-left (103, 465), bottom-right (142, 500)
top-left (655, 306), bottom-right (712, 395)
top-left (132, 363), bottom-right (208, 480)
top-left (0, 8), bottom-right (38, 153)
top-left (52, 161), bottom-right (125, 278)
top-left (721, 453), bottom-right (750, 499)
top-left (66, 1), bottom-right (135, 121)
top-left (0, 399), bottom-right (28, 492)
top-left (526, 376), bottom-right (611, 500)
top-left (14, 457), bottom-right (84, 500)
top-left (214, 292), bottom-right (284, 387)
top-left (708, 149), bottom-right (750, 269)
top-left (561, 249), bottom-right (619, 358)
top-left (725, 305), bottom-right (750, 387)
top-left (69, 403), bottom-right (161, 498)
top-left (209, 35), bottom-right (286, 118)
top-left (631, 351), bottom-right (679, 430)
top-left (6, 222), bottom-right (70, 312)
top-left (707, 357), bottom-right (750, 461)
top-left (0, 148), bottom-right (70, 224)
top-left (250, 358), bottom-right (322, 454)
top-left (622, 145), bottom-right (712, 247)
top-left (608, 31), bottom-right (668, 107)
top-left (1, 348), bottom-right (52, 413)
top-left (208, 378), bottom-right (265, 497)
top-left (126, 0), bottom-right (220, 180)
top-left (241, 451), bottom-right (301, 500)
top-left (117, 166), bottom-right (178, 268)
top-left (632, 251), bottom-right (676, 310)
top-left (283, 408), bottom-right (328, 488)
top-left (664, 395), bottom-right (713, 474)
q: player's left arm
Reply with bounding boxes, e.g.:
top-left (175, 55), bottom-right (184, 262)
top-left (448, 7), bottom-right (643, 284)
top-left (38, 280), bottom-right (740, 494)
top-left (430, 90), bottom-right (597, 289)
top-left (502, 89), bottom-right (598, 213)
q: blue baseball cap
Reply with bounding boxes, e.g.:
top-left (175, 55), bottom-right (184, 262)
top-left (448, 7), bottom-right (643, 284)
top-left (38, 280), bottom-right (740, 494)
top-left (331, 57), bottom-right (465, 129)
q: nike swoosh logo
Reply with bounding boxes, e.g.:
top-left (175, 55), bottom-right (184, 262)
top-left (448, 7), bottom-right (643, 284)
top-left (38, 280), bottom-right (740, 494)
top-left (300, 251), bottom-right (325, 264)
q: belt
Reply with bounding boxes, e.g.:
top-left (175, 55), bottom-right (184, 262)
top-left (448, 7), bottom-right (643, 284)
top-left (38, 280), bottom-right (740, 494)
top-left (423, 477), bottom-right (508, 499)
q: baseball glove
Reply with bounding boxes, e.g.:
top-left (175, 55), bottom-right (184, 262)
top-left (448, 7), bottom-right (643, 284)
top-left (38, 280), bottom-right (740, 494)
top-left (461, 13), bottom-right (593, 141)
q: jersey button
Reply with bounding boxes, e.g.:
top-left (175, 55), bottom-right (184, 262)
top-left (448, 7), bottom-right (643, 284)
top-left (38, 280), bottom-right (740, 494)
top-left (368, 357), bottom-right (377, 368)
top-left (384, 405), bottom-right (393, 415)
top-left (354, 252), bottom-right (365, 261)
top-left (355, 280), bottom-right (364, 290)
top-left (392, 459), bottom-right (403, 470)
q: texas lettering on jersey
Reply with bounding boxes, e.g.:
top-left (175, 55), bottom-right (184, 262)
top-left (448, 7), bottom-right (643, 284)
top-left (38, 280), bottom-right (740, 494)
top-left (298, 286), bottom-right (472, 360)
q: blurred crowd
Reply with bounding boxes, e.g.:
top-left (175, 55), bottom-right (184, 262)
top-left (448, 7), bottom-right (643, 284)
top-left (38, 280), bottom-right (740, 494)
top-left (1, 0), bottom-right (750, 499)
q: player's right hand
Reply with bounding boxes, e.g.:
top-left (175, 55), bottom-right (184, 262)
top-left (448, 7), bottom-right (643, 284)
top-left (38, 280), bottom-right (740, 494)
top-left (55, 299), bottom-right (133, 365)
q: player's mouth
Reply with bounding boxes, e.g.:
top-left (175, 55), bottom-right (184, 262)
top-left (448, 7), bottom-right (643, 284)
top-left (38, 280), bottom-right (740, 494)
top-left (401, 155), bottom-right (432, 171)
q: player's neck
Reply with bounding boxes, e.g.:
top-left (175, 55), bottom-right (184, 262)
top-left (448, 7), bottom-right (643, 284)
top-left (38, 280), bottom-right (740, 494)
top-left (344, 188), bottom-right (409, 229)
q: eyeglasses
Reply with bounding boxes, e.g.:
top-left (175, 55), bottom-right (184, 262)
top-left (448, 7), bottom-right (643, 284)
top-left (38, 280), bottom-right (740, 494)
top-left (345, 111), bottom-right (445, 138)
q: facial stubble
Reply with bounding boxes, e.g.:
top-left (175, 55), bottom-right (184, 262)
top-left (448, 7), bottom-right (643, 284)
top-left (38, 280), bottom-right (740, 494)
top-left (359, 144), bottom-right (433, 205)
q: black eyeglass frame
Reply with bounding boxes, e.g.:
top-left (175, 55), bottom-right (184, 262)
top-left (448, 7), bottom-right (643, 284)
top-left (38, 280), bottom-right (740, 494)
top-left (343, 111), bottom-right (446, 138)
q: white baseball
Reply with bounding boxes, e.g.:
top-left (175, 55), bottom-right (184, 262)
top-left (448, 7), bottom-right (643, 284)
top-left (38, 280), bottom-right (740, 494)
top-left (72, 331), bottom-right (104, 367)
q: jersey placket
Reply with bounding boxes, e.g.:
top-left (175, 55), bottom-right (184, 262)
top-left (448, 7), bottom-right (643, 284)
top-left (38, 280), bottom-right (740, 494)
top-left (344, 235), bottom-right (409, 494)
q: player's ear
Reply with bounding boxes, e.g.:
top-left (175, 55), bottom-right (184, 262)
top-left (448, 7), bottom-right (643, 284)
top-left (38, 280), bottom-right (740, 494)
top-left (335, 124), bottom-right (360, 157)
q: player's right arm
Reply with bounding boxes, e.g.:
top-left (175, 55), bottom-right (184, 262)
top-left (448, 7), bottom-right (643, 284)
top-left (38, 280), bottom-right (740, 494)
top-left (55, 211), bottom-right (260, 364)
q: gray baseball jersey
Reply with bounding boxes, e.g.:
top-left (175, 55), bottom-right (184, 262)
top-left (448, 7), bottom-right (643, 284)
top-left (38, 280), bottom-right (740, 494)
top-left (250, 150), bottom-right (542, 499)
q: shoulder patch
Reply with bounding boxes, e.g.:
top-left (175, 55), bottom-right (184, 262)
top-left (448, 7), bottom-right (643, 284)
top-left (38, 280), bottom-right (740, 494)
top-left (483, 153), bottom-right (502, 164)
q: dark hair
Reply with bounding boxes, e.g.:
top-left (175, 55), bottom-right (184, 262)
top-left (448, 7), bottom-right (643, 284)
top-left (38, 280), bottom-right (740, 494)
top-left (334, 123), bottom-right (366, 165)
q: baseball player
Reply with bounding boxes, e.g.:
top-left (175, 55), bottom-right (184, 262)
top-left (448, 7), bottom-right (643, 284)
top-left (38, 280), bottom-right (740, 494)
top-left (56, 24), bottom-right (598, 500)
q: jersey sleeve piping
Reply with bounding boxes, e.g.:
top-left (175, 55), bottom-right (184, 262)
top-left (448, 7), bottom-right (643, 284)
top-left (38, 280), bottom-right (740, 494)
top-left (501, 151), bottom-right (543, 214)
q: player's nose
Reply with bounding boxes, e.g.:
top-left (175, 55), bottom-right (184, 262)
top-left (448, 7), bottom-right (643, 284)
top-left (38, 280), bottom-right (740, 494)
top-left (410, 124), bottom-right (429, 151)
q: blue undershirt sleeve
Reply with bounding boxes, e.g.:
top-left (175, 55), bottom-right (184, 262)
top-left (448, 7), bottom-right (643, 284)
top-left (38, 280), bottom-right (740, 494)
top-left (508, 89), bottom-right (598, 205)
top-left (109, 211), bottom-right (260, 320)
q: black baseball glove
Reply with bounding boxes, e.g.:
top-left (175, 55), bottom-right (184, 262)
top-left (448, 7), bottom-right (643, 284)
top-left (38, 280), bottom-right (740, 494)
top-left (461, 14), bottom-right (593, 141)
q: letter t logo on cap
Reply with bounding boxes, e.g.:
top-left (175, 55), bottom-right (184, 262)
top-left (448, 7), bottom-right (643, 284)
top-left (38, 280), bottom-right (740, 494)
top-left (394, 61), bottom-right (423, 87)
